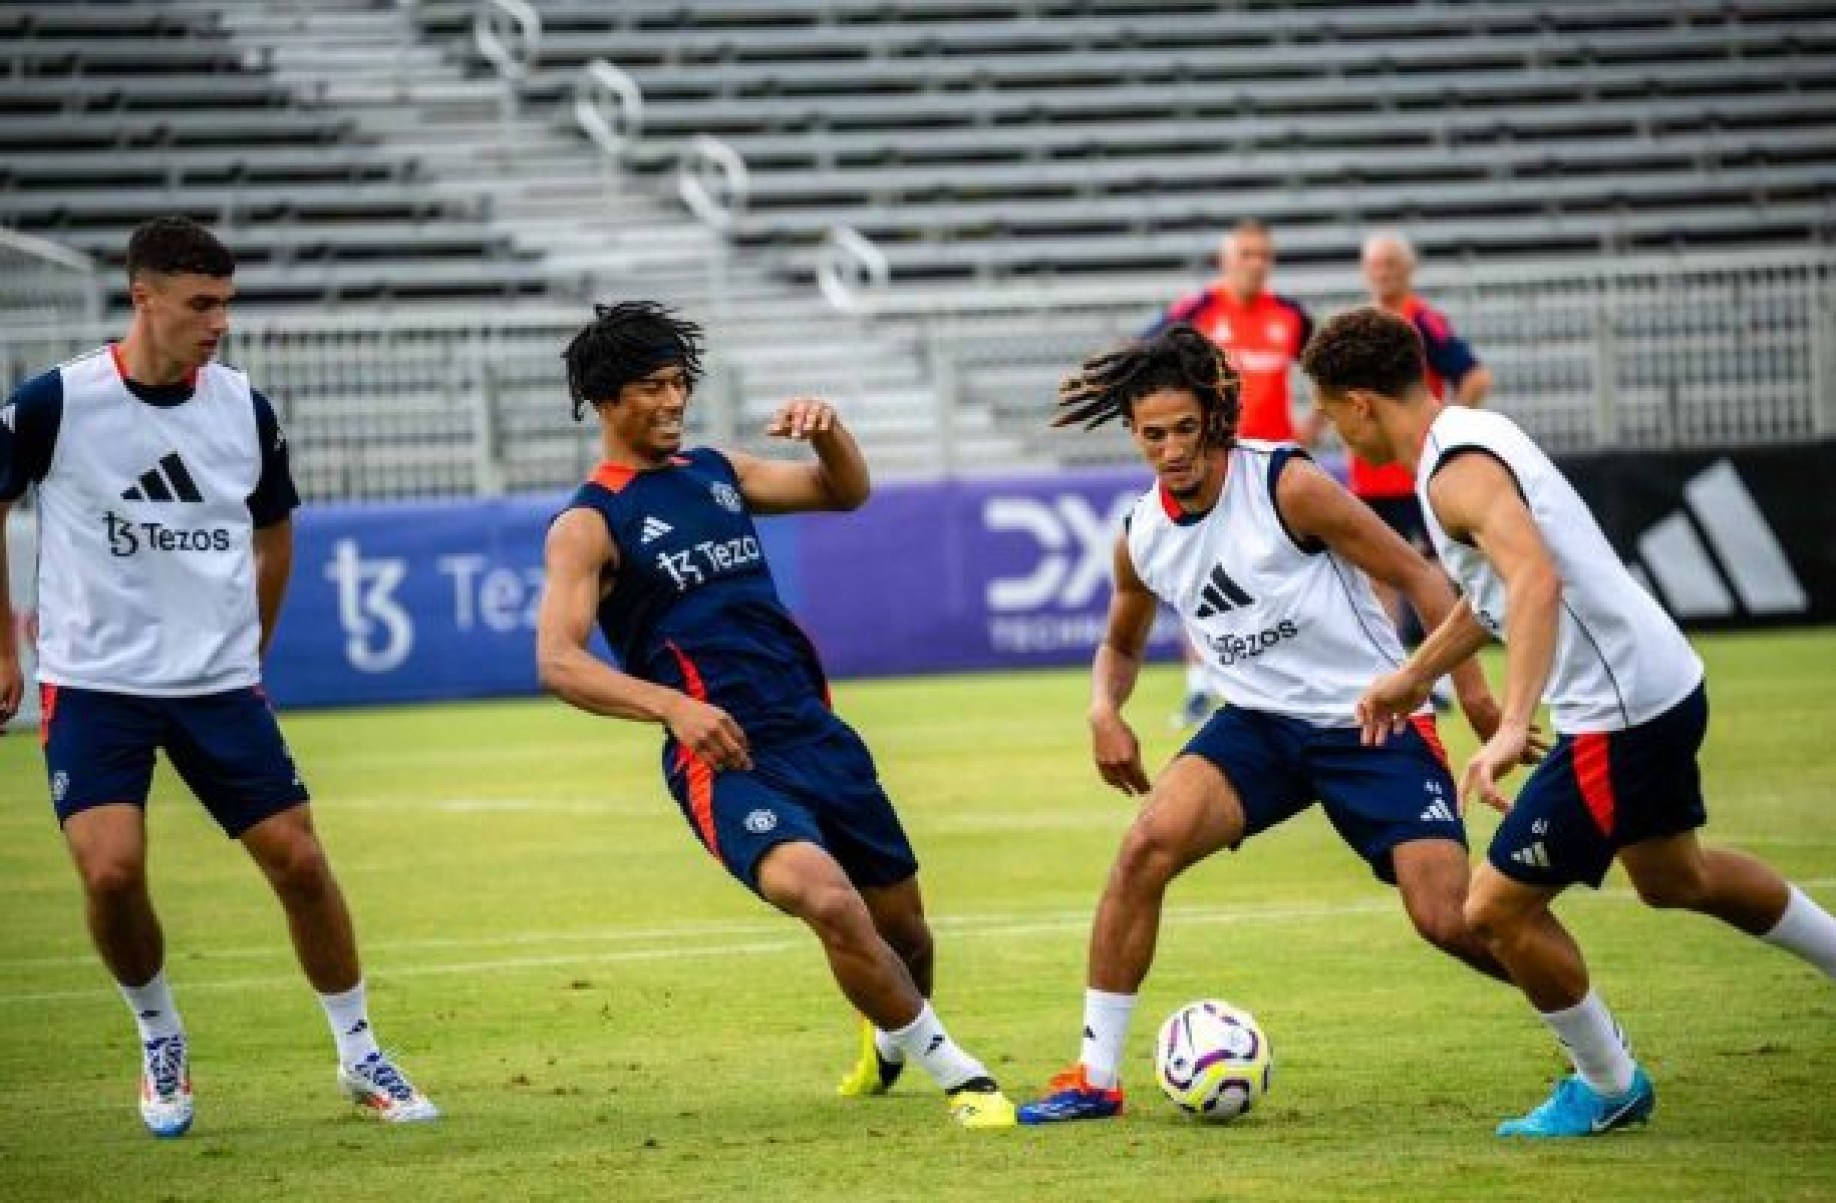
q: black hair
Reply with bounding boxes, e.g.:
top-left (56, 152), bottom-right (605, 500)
top-left (561, 301), bottom-right (705, 422)
top-left (125, 216), bottom-right (235, 281)
top-left (1298, 306), bottom-right (1427, 400)
top-left (1053, 323), bottom-right (1240, 446)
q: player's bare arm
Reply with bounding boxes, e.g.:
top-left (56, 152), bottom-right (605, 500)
top-left (0, 499), bottom-right (19, 722)
top-left (250, 517), bottom-right (293, 659)
top-left (1089, 534), bottom-right (1157, 797)
top-left (728, 397), bottom-right (870, 515)
top-left (1427, 453), bottom-right (1563, 811)
top-left (1454, 364), bottom-right (1494, 408)
top-left (536, 508), bottom-right (752, 771)
top-left (1273, 457), bottom-right (1501, 735)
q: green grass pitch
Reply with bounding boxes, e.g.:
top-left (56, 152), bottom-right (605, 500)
top-left (1, 630), bottom-right (1832, 1201)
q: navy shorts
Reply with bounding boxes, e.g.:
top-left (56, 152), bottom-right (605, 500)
top-left (1181, 706), bottom-right (1465, 883)
top-left (40, 683), bottom-right (310, 838)
top-left (662, 712), bottom-right (918, 895)
top-left (1490, 683), bottom-right (1710, 889)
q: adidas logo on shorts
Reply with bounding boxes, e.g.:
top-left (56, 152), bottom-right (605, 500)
top-left (1418, 798), bottom-right (1456, 824)
top-left (1510, 841), bottom-right (1552, 869)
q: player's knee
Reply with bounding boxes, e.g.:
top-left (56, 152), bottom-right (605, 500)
top-left (264, 837), bottom-right (336, 900)
top-left (796, 882), bottom-right (875, 948)
top-left (1633, 867), bottom-right (1708, 911)
top-left (1462, 892), bottom-right (1514, 946)
top-left (78, 855), bottom-right (146, 903)
top-left (1114, 823), bottom-right (1185, 891)
top-left (1408, 899), bottom-right (1470, 954)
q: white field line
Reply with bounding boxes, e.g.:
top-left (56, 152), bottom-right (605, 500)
top-left (5, 879), bottom-right (1831, 1008)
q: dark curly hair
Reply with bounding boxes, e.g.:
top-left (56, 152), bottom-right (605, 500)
top-left (1298, 306), bottom-right (1427, 400)
top-left (562, 301), bottom-right (705, 422)
top-left (1053, 323), bottom-right (1240, 447)
top-left (126, 216), bottom-right (234, 281)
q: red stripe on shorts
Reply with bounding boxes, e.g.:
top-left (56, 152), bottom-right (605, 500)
top-left (1573, 732), bottom-right (1616, 836)
top-left (665, 641), bottom-right (720, 855)
top-left (1409, 714), bottom-right (1450, 770)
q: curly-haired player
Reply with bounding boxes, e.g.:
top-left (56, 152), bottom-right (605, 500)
top-left (1019, 324), bottom-right (1520, 1124)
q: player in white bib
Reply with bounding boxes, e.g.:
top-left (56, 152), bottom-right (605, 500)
top-left (0, 218), bottom-right (436, 1136)
top-left (1302, 306), bottom-right (1836, 1138)
top-left (1020, 325), bottom-right (1519, 1124)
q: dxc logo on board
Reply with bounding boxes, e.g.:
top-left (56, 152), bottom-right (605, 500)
top-left (982, 493), bottom-right (1135, 612)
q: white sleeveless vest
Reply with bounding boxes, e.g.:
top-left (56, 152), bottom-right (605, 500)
top-left (1126, 441), bottom-right (1410, 728)
top-left (35, 347), bottom-right (264, 695)
top-left (1418, 406), bottom-right (1702, 733)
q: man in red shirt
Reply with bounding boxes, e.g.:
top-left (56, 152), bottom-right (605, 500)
top-left (1354, 232), bottom-right (1493, 642)
top-left (1152, 220), bottom-right (1315, 724)
top-left (1153, 220), bottom-right (1315, 443)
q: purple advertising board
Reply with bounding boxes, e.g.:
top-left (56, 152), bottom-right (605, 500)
top-left (248, 465), bottom-right (1175, 708)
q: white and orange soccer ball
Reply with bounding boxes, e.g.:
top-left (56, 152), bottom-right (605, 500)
top-left (1153, 999), bottom-right (1272, 1122)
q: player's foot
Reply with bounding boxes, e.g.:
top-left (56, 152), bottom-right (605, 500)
top-left (837, 1018), bottom-right (904, 1097)
top-left (338, 1051), bottom-right (440, 1123)
top-left (1496, 1069), bottom-right (1654, 1138)
top-left (139, 1033), bottom-right (193, 1138)
top-left (1016, 1065), bottom-right (1125, 1125)
top-left (946, 1076), bottom-right (1017, 1129)
top-left (1170, 691), bottom-right (1214, 729)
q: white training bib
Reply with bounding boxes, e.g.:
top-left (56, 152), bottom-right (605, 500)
top-left (1126, 441), bottom-right (1410, 727)
top-left (1418, 406), bottom-right (1703, 733)
top-left (34, 347), bottom-right (264, 695)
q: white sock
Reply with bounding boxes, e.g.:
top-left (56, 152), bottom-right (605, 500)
top-left (119, 969), bottom-right (183, 1043)
top-left (872, 1026), bottom-right (905, 1065)
top-left (1079, 988), bottom-right (1137, 1090)
top-left (886, 1003), bottom-right (988, 1092)
top-left (1184, 663), bottom-right (1209, 697)
top-left (319, 980), bottom-right (381, 1066)
top-left (1539, 988), bottom-right (1637, 1096)
top-left (1761, 885), bottom-right (1836, 979)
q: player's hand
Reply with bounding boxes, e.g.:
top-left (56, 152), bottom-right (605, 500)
top-left (1455, 690), bottom-right (1549, 765)
top-left (1090, 710), bottom-right (1151, 796)
top-left (0, 651), bottom-right (21, 734)
top-left (764, 397), bottom-right (839, 442)
top-left (1355, 670), bottom-right (1430, 746)
top-left (1459, 724), bottom-right (1532, 814)
top-left (663, 695), bottom-right (752, 773)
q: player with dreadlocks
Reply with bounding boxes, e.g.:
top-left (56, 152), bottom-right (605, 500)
top-left (534, 302), bottom-right (1017, 1129)
top-left (1020, 323), bottom-right (1522, 1124)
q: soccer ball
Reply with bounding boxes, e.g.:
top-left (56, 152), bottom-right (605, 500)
top-left (1153, 999), bottom-right (1272, 1121)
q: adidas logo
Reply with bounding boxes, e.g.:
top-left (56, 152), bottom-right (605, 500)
top-left (1629, 460), bottom-right (1807, 620)
top-left (345, 1019), bottom-right (370, 1036)
top-left (1510, 841), bottom-right (1552, 870)
top-left (925, 1035), bottom-right (946, 1055)
top-left (121, 452), bottom-right (202, 503)
top-left (1193, 563), bottom-right (1253, 619)
top-left (1419, 799), bottom-right (1456, 824)
top-left (639, 516), bottom-right (673, 545)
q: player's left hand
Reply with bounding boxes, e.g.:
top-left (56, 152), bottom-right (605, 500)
top-left (765, 397), bottom-right (839, 442)
top-left (1459, 725), bottom-right (1532, 814)
top-left (1355, 670), bottom-right (1430, 745)
top-left (1455, 690), bottom-right (1550, 764)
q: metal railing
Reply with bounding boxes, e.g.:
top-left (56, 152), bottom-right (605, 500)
top-left (2, 253), bottom-right (1830, 498)
top-left (0, 228), bottom-right (102, 328)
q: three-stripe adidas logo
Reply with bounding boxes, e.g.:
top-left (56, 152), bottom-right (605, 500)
top-left (1193, 563), bottom-right (1253, 619)
top-left (1510, 841), bottom-right (1552, 870)
top-left (639, 517), bottom-right (673, 545)
top-left (121, 453), bottom-right (203, 503)
top-left (1629, 460), bottom-right (1807, 620)
top-left (1419, 798), bottom-right (1456, 824)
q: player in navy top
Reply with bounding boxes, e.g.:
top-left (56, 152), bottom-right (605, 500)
top-left (534, 302), bottom-right (1016, 1128)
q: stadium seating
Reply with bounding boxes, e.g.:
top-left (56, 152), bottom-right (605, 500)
top-left (0, 0), bottom-right (549, 308)
top-left (410, 0), bottom-right (1836, 289)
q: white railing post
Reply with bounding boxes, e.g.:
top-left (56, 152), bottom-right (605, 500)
top-left (1813, 260), bottom-right (1836, 438)
top-left (677, 134), bottom-right (750, 332)
top-left (474, 0), bottom-right (541, 150)
top-left (1592, 280), bottom-right (1620, 450)
top-left (0, 227), bottom-right (103, 326)
top-left (573, 58), bottom-right (644, 194)
top-left (815, 225), bottom-right (891, 316)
